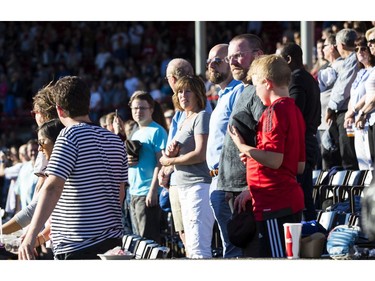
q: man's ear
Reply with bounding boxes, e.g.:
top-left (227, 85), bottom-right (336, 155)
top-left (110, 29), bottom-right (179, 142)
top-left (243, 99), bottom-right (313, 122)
top-left (56, 105), bottom-right (66, 118)
top-left (285, 55), bottom-right (292, 64)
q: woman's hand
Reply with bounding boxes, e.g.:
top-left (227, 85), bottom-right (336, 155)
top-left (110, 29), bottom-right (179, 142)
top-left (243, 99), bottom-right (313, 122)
top-left (159, 151), bottom-right (173, 166)
top-left (166, 140), bottom-right (180, 157)
top-left (355, 114), bottom-right (366, 129)
top-left (343, 116), bottom-right (354, 129)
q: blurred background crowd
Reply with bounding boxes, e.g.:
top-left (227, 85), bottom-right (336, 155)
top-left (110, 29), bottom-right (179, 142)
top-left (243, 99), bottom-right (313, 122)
top-left (0, 21), bottom-right (372, 160)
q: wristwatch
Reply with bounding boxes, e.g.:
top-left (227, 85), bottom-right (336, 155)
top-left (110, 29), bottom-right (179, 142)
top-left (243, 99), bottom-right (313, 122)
top-left (358, 110), bottom-right (366, 118)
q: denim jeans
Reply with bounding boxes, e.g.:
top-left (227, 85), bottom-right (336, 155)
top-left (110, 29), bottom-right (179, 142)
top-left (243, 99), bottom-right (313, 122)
top-left (209, 177), bottom-right (243, 258)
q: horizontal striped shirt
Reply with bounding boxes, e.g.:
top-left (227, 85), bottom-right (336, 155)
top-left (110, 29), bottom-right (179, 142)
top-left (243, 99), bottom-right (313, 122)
top-left (46, 123), bottom-right (128, 255)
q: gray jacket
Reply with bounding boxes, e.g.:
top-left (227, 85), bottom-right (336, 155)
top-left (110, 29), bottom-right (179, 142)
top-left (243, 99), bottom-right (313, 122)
top-left (216, 84), bottom-right (266, 192)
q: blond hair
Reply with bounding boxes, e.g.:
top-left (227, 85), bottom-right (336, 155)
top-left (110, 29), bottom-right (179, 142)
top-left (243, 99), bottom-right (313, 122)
top-left (248, 54), bottom-right (291, 87)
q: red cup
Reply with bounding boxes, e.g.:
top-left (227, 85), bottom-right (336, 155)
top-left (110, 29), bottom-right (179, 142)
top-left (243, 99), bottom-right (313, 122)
top-left (283, 223), bottom-right (302, 259)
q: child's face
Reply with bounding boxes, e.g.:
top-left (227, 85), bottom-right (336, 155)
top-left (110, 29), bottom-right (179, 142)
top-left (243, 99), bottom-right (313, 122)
top-left (252, 75), bottom-right (271, 106)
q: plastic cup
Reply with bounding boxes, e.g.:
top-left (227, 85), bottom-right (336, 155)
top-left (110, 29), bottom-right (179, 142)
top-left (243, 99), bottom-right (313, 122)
top-left (283, 223), bottom-right (302, 259)
top-left (346, 125), bottom-right (354, 137)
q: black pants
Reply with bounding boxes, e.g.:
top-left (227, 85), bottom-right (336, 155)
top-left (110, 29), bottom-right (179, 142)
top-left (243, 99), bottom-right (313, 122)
top-left (246, 210), bottom-right (302, 258)
top-left (55, 238), bottom-right (122, 260)
top-left (298, 133), bottom-right (319, 221)
top-left (336, 112), bottom-right (359, 170)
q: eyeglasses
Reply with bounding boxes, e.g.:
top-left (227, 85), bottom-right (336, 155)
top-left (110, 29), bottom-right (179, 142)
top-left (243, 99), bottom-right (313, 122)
top-left (131, 107), bottom-right (151, 111)
top-left (30, 110), bottom-right (39, 119)
top-left (368, 39), bottom-right (375, 45)
top-left (355, 46), bottom-right (367, 53)
top-left (206, 57), bottom-right (225, 67)
top-left (224, 49), bottom-right (260, 63)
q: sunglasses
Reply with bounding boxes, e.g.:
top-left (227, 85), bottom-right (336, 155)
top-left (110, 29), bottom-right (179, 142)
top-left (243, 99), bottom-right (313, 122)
top-left (368, 39), bottom-right (375, 44)
top-left (37, 139), bottom-right (46, 149)
top-left (206, 57), bottom-right (225, 67)
top-left (355, 46), bottom-right (367, 53)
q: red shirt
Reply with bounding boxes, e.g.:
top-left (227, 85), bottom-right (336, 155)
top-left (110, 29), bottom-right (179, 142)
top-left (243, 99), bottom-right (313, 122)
top-left (247, 97), bottom-right (306, 221)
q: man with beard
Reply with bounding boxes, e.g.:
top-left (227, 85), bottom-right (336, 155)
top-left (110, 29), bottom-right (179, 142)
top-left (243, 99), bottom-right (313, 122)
top-left (214, 34), bottom-right (266, 257)
top-left (205, 43), bottom-right (243, 258)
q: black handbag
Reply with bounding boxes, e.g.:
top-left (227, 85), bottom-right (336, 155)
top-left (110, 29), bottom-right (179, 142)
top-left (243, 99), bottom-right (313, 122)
top-left (227, 201), bottom-right (256, 248)
top-left (125, 140), bottom-right (142, 159)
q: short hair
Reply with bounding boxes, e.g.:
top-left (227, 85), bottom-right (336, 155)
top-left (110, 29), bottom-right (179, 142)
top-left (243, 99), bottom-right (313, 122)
top-left (336, 28), bottom-right (357, 48)
top-left (230, 33), bottom-right (265, 52)
top-left (33, 83), bottom-right (58, 121)
top-left (325, 34), bottom-right (337, 46)
top-left (279, 42), bottom-right (303, 66)
top-left (248, 54), bottom-right (291, 87)
top-left (53, 76), bottom-right (90, 118)
top-left (37, 118), bottom-right (64, 143)
top-left (128, 90), bottom-right (155, 109)
top-left (166, 58), bottom-right (194, 79)
top-left (173, 75), bottom-right (207, 112)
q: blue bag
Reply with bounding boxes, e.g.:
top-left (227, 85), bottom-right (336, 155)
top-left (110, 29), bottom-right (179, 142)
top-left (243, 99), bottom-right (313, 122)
top-left (159, 188), bottom-right (171, 212)
top-left (326, 225), bottom-right (360, 260)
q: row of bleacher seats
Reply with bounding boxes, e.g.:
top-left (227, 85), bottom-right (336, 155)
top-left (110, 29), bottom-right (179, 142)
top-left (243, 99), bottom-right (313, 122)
top-left (312, 168), bottom-right (373, 213)
top-left (312, 169), bottom-right (375, 258)
top-left (122, 234), bottom-right (170, 259)
top-left (312, 168), bottom-right (373, 234)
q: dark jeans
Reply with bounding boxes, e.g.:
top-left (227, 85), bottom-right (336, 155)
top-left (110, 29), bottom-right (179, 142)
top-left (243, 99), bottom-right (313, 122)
top-left (297, 164), bottom-right (316, 221)
top-left (129, 195), bottom-right (162, 244)
top-left (336, 112), bottom-right (358, 170)
top-left (298, 133), bottom-right (319, 221)
top-left (54, 238), bottom-right (122, 260)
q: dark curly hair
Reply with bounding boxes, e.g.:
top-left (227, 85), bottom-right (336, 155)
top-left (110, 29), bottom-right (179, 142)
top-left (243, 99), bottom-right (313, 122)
top-left (53, 76), bottom-right (90, 118)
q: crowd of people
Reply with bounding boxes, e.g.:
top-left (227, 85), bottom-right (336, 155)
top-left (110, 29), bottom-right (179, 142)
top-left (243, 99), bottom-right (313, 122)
top-left (1, 21), bottom-right (375, 260)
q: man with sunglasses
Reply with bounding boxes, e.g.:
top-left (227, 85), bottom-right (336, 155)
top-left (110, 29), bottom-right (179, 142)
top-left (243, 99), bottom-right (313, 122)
top-left (214, 34), bottom-right (266, 257)
top-left (205, 44), bottom-right (243, 258)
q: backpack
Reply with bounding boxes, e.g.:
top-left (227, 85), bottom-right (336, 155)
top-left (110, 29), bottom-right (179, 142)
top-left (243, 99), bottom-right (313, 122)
top-left (326, 225), bottom-right (360, 260)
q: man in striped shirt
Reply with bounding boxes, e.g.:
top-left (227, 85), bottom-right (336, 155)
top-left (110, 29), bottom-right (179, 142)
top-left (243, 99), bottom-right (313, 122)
top-left (19, 76), bottom-right (128, 260)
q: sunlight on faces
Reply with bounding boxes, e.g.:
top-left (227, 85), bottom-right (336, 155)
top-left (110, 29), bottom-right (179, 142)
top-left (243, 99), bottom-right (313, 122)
top-left (227, 40), bottom-right (255, 81)
top-left (130, 99), bottom-right (153, 126)
top-left (178, 88), bottom-right (198, 111)
top-left (37, 131), bottom-right (54, 161)
top-left (368, 32), bottom-right (375, 55)
top-left (27, 142), bottom-right (39, 162)
top-left (252, 74), bottom-right (271, 106)
top-left (207, 46), bottom-right (230, 84)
